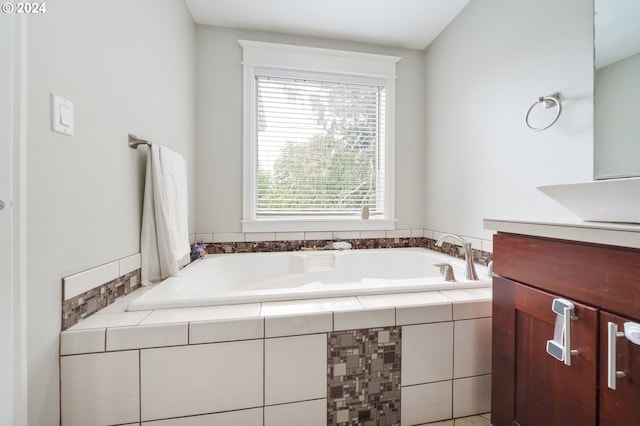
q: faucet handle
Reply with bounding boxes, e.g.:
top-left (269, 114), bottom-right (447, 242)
top-left (485, 261), bottom-right (493, 278)
top-left (434, 263), bottom-right (456, 282)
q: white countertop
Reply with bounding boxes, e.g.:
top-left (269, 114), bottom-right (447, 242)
top-left (484, 218), bottom-right (640, 250)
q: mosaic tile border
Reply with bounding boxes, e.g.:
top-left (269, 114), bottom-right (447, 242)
top-left (62, 269), bottom-right (141, 330)
top-left (201, 237), bottom-right (493, 267)
top-left (328, 327), bottom-right (402, 426)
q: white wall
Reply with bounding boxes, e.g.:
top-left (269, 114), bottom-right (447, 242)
top-left (195, 26), bottom-right (426, 233)
top-left (25, 1), bottom-right (195, 423)
top-left (424, 0), bottom-right (594, 240)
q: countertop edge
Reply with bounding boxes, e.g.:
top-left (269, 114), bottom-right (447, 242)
top-left (483, 218), bottom-right (640, 250)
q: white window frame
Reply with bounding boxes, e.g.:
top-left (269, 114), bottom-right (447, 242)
top-left (240, 40), bottom-right (399, 233)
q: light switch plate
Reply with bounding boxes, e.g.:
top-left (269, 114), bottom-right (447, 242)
top-left (51, 93), bottom-right (74, 135)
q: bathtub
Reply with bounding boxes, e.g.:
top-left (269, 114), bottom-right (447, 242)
top-left (127, 248), bottom-right (491, 311)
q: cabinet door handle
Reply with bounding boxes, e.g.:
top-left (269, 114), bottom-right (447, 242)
top-left (607, 322), bottom-right (626, 390)
top-left (562, 305), bottom-right (579, 366)
top-left (546, 298), bottom-right (578, 366)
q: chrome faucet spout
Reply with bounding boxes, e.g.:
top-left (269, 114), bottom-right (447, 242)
top-left (435, 233), bottom-right (479, 280)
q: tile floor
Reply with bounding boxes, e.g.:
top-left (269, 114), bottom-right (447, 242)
top-left (424, 413), bottom-right (491, 425)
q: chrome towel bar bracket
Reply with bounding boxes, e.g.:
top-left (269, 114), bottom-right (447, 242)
top-left (128, 134), bottom-right (151, 149)
top-left (525, 92), bottom-right (561, 131)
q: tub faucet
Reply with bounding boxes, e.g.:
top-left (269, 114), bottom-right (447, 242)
top-left (435, 233), bottom-right (479, 280)
top-left (434, 263), bottom-right (456, 282)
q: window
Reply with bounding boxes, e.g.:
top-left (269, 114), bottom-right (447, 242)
top-left (256, 74), bottom-right (385, 217)
top-left (240, 41), bottom-right (399, 232)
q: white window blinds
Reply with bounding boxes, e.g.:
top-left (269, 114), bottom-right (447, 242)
top-left (255, 74), bottom-right (386, 217)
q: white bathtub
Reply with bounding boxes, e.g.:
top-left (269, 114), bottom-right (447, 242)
top-left (127, 248), bottom-right (491, 311)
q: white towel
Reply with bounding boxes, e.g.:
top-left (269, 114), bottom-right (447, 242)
top-left (141, 144), bottom-right (190, 285)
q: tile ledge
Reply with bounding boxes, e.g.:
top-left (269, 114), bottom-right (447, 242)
top-left (65, 289), bottom-right (492, 334)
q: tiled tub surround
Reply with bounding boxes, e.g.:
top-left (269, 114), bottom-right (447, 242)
top-left (60, 287), bottom-right (492, 426)
top-left (61, 230), bottom-right (493, 329)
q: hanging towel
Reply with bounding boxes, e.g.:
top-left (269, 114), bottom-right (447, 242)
top-left (140, 144), bottom-right (190, 285)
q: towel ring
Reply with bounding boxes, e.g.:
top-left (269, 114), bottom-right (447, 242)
top-left (525, 93), bottom-right (561, 131)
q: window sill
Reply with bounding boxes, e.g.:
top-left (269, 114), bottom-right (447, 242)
top-left (241, 218), bottom-right (397, 233)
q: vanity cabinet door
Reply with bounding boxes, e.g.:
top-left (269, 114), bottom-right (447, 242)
top-left (513, 282), bottom-right (598, 426)
top-left (492, 276), bottom-right (598, 426)
top-left (599, 311), bottom-right (640, 425)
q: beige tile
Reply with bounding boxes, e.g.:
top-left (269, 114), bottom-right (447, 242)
top-left (189, 317), bottom-right (264, 344)
top-left (357, 291), bottom-right (451, 309)
top-left (142, 407), bottom-right (263, 425)
top-left (304, 231), bottom-right (333, 241)
top-left (453, 375), bottom-right (492, 419)
top-left (454, 414), bottom-right (493, 425)
top-left (63, 261), bottom-right (120, 301)
top-left (357, 292), bottom-right (452, 326)
top-left (60, 328), bottom-right (105, 355)
top-left (195, 233), bottom-right (213, 243)
top-left (332, 231), bottom-right (360, 239)
top-left (261, 297), bottom-right (362, 316)
top-left (212, 232), bottom-right (244, 243)
top-left (411, 229), bottom-right (425, 238)
top-left (402, 322), bottom-right (454, 386)
top-left (386, 229), bottom-right (412, 238)
top-left (453, 300), bottom-right (492, 321)
top-left (264, 399), bottom-right (327, 426)
top-left (107, 323), bottom-right (188, 351)
top-left (139, 303), bottom-right (261, 325)
top-left (276, 232), bottom-right (305, 241)
top-left (397, 304), bottom-right (452, 326)
top-left (61, 351), bottom-right (139, 426)
top-left (140, 340), bottom-right (263, 421)
top-left (245, 232), bottom-right (276, 242)
top-left (265, 334), bottom-right (327, 405)
top-left (418, 420), bottom-right (454, 426)
top-left (333, 307), bottom-right (395, 331)
top-left (360, 230), bottom-right (386, 239)
top-left (119, 253), bottom-right (141, 275)
top-left (454, 318), bottom-right (492, 378)
top-left (401, 381), bottom-right (452, 426)
top-left (264, 311), bottom-right (332, 337)
top-left (440, 289), bottom-right (492, 321)
top-left (481, 238), bottom-right (494, 253)
top-left (69, 311), bottom-right (151, 330)
top-left (440, 288), bottom-right (492, 302)
top-left (431, 231), bottom-right (448, 244)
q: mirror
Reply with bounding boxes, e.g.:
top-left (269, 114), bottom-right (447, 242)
top-left (593, 0), bottom-right (640, 179)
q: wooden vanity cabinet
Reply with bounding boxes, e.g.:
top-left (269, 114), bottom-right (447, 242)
top-left (491, 233), bottom-right (640, 426)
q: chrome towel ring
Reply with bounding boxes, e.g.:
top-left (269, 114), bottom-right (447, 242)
top-left (525, 92), bottom-right (561, 131)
